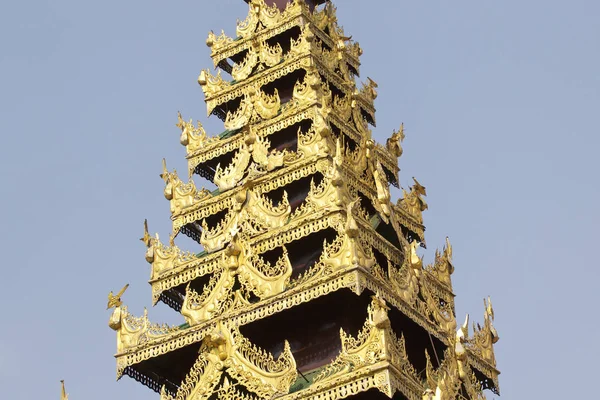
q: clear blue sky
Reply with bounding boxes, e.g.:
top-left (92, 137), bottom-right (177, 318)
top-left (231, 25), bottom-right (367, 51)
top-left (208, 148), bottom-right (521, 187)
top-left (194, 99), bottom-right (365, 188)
top-left (1, 0), bottom-right (598, 398)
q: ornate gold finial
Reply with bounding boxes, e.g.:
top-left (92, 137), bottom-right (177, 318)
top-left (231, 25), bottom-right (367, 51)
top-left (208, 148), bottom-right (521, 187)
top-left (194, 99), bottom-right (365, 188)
top-left (60, 380), bottom-right (68, 400)
top-left (409, 240), bottom-right (423, 270)
top-left (140, 219), bottom-right (151, 247)
top-left (107, 284), bottom-right (129, 310)
top-left (412, 177), bottom-right (426, 196)
top-left (362, 77), bottom-right (378, 100)
top-left (485, 296), bottom-right (495, 322)
top-left (399, 177), bottom-right (428, 224)
top-left (386, 123), bottom-right (405, 158)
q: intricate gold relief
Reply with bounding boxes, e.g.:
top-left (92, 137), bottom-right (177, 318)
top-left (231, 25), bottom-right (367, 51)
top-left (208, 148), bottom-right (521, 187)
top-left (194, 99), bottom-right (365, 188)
top-left (181, 269), bottom-right (235, 326)
top-left (224, 89), bottom-right (281, 130)
top-left (237, 0), bottom-right (275, 39)
top-left (244, 187), bottom-right (291, 228)
top-left (346, 135), bottom-right (371, 179)
top-left (206, 30), bottom-right (234, 55)
top-left (296, 123), bottom-right (332, 159)
top-left (423, 316), bottom-right (490, 400)
top-left (220, 378), bottom-right (261, 400)
top-left (198, 69), bottom-right (229, 102)
top-left (214, 145), bottom-right (252, 192)
top-left (177, 112), bottom-right (218, 157)
top-left (238, 244), bottom-right (293, 299)
top-left (386, 123), bottom-right (405, 159)
top-left (199, 183), bottom-right (291, 252)
top-left (165, 322), bottom-right (296, 400)
top-left (108, 303), bottom-right (180, 354)
top-left (314, 39), bottom-right (338, 71)
top-left (314, 297), bottom-right (421, 395)
top-left (346, 41), bottom-right (363, 63)
top-left (161, 159), bottom-right (208, 215)
top-left (184, 233), bottom-right (292, 326)
top-left (425, 237), bottom-right (454, 288)
top-left (390, 202), bottom-right (426, 242)
top-left (142, 220), bottom-right (211, 284)
top-left (250, 134), bottom-right (288, 173)
top-left (235, 0), bottom-right (308, 40)
top-left (420, 272), bottom-right (457, 337)
top-left (200, 210), bottom-right (240, 253)
top-left (231, 40), bottom-right (283, 81)
top-left (290, 67), bottom-right (331, 108)
top-left (311, 1), bottom-right (334, 31)
top-left (468, 297), bottom-right (499, 367)
top-left (214, 126), bottom-right (290, 192)
top-left (232, 47), bottom-right (259, 82)
top-left (333, 94), bottom-right (352, 122)
top-left (388, 258), bottom-right (420, 308)
top-left (398, 177), bottom-right (428, 225)
top-left (424, 349), bottom-right (461, 400)
top-left (288, 24), bottom-right (315, 58)
top-left (360, 77), bottom-right (378, 102)
top-left (317, 199), bottom-right (376, 272)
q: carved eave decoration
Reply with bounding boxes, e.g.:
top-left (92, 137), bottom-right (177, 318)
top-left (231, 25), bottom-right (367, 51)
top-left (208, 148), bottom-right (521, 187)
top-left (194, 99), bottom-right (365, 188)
top-left (143, 229), bottom-right (216, 284)
top-left (159, 322), bottom-right (297, 400)
top-left (464, 297), bottom-right (501, 393)
top-left (186, 97), bottom-right (322, 175)
top-left (391, 203), bottom-right (426, 242)
top-left (180, 235), bottom-right (293, 326)
top-left (279, 297), bottom-right (424, 400)
top-left (199, 48), bottom-right (364, 124)
top-left (186, 84), bottom-right (401, 182)
top-left (115, 234), bottom-right (466, 378)
top-left (117, 265), bottom-right (450, 382)
top-left (207, 0), bottom-right (360, 76)
top-left (109, 305), bottom-right (181, 357)
top-left (176, 155), bottom-right (329, 236)
top-left (156, 194), bottom-right (405, 299)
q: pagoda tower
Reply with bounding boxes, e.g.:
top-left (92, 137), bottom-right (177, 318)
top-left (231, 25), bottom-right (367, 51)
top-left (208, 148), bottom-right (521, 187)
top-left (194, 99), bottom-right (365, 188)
top-left (107, 1), bottom-right (500, 399)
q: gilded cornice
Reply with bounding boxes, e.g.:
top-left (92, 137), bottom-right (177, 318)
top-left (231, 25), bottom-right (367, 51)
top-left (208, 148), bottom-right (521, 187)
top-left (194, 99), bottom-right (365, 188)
top-left (114, 264), bottom-right (452, 379)
top-left (159, 322), bottom-right (297, 400)
top-left (116, 237), bottom-right (465, 374)
top-left (185, 97), bottom-right (397, 186)
top-left (208, 1), bottom-right (307, 66)
top-left (207, 1), bottom-right (360, 75)
top-left (200, 51), bottom-right (358, 118)
top-left (155, 170), bottom-right (407, 302)
top-left (185, 101), bottom-right (318, 174)
top-left (173, 154), bottom-right (327, 235)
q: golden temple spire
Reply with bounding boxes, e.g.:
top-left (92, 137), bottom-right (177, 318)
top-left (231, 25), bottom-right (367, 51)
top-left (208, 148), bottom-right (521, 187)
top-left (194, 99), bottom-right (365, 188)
top-left (106, 1), bottom-right (500, 398)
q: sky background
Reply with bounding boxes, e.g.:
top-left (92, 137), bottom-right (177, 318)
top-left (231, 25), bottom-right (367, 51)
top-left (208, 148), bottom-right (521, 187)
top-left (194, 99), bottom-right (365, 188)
top-left (1, 0), bottom-right (598, 398)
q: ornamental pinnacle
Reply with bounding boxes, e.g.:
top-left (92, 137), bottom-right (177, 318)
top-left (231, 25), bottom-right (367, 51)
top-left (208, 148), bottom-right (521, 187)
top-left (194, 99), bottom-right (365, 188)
top-left (107, 1), bottom-right (500, 399)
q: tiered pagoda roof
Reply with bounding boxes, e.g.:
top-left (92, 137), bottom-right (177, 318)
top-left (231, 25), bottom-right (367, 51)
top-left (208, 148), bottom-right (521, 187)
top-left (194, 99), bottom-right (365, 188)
top-left (107, 1), bottom-right (500, 399)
